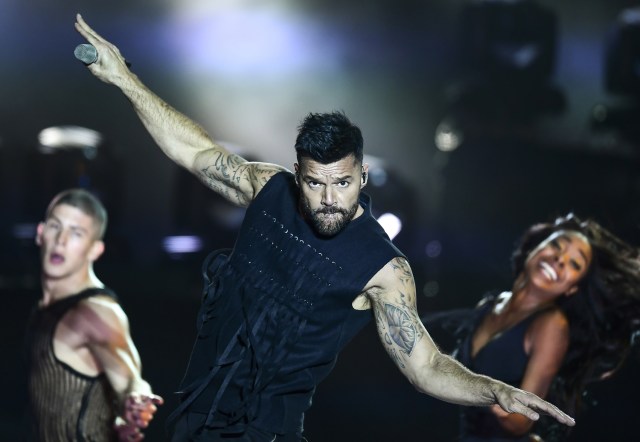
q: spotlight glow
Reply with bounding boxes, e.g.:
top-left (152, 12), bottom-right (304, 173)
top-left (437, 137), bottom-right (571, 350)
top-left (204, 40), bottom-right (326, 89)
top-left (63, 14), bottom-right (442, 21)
top-left (377, 213), bottom-right (402, 240)
top-left (162, 235), bottom-right (204, 254)
top-left (434, 120), bottom-right (463, 152)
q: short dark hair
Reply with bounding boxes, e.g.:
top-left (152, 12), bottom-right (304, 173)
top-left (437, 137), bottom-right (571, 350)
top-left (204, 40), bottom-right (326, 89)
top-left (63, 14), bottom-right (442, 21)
top-left (294, 111), bottom-right (364, 164)
top-left (45, 189), bottom-right (108, 240)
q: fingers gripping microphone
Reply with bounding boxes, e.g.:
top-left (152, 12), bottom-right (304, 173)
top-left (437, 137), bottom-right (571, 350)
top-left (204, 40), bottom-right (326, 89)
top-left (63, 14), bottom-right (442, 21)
top-left (74, 43), bottom-right (98, 65)
top-left (74, 43), bottom-right (132, 67)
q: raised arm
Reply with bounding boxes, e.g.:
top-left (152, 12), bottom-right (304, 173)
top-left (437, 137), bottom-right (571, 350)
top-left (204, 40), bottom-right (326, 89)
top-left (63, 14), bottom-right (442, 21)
top-left (73, 14), bottom-right (287, 206)
top-left (72, 297), bottom-right (163, 441)
top-left (365, 257), bottom-right (575, 427)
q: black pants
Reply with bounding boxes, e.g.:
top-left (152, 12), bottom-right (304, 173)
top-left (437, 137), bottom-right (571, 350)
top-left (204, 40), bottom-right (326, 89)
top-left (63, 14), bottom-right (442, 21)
top-left (170, 412), bottom-right (307, 442)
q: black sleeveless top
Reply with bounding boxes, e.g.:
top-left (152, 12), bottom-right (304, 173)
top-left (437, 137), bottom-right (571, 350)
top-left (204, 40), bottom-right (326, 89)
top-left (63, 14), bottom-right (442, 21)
top-left (172, 171), bottom-right (404, 434)
top-left (457, 294), bottom-right (550, 442)
top-left (25, 288), bottom-right (119, 442)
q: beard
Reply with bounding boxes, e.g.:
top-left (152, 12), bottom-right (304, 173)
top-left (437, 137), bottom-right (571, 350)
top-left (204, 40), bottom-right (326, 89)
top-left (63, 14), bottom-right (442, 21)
top-left (300, 198), bottom-right (359, 237)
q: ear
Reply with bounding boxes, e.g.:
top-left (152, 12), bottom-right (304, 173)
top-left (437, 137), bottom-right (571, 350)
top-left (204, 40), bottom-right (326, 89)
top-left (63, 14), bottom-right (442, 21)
top-left (35, 222), bottom-right (45, 246)
top-left (360, 163), bottom-right (369, 188)
top-left (88, 240), bottom-right (105, 262)
top-left (565, 285), bottom-right (579, 297)
top-left (294, 163), bottom-right (300, 186)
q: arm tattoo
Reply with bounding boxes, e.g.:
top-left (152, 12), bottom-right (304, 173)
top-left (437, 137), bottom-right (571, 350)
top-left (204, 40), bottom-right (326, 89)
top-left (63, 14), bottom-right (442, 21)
top-left (390, 258), bottom-right (414, 295)
top-left (197, 151), bottom-right (251, 205)
top-left (384, 303), bottom-right (418, 355)
top-left (371, 257), bottom-right (424, 368)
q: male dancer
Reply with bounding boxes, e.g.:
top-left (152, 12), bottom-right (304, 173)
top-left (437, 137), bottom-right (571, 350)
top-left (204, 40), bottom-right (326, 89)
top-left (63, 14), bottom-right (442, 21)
top-left (75, 14), bottom-right (575, 441)
top-left (25, 188), bottom-right (162, 441)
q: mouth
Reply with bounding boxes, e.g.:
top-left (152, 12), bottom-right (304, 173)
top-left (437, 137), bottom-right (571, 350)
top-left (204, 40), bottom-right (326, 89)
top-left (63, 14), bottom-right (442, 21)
top-left (49, 252), bottom-right (65, 265)
top-left (316, 208), bottom-right (345, 219)
top-left (539, 261), bottom-right (558, 281)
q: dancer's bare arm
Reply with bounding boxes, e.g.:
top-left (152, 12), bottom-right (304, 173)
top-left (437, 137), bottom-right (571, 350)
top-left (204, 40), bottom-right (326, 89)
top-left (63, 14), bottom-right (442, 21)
top-left (70, 296), bottom-right (163, 441)
top-left (74, 14), bottom-right (287, 206)
top-left (365, 258), bottom-right (575, 427)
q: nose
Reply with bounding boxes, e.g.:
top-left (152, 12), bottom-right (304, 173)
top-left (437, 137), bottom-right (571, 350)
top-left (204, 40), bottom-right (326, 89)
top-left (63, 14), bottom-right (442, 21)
top-left (55, 229), bottom-right (69, 246)
top-left (553, 254), bottom-right (566, 268)
top-left (322, 187), bottom-right (335, 207)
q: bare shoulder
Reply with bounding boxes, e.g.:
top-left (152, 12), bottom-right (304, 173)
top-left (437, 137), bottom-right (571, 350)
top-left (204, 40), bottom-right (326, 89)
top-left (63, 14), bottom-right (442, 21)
top-left (528, 307), bottom-right (570, 347)
top-left (67, 295), bottom-right (129, 344)
top-left (367, 256), bottom-right (414, 294)
top-left (532, 307), bottom-right (569, 330)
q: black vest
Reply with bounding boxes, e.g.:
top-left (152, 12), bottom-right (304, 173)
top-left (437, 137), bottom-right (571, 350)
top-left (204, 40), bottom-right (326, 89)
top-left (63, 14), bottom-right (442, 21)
top-left (174, 171), bottom-right (404, 434)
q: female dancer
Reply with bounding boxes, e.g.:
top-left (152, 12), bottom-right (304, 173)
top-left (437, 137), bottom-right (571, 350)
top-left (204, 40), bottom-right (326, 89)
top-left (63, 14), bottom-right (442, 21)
top-left (438, 214), bottom-right (640, 441)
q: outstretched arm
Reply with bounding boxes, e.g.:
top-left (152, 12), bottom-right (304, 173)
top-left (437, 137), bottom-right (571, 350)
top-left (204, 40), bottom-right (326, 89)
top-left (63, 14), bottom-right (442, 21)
top-left (74, 14), bottom-right (287, 206)
top-left (488, 309), bottom-right (570, 436)
top-left (365, 258), bottom-right (575, 427)
top-left (72, 297), bottom-right (163, 441)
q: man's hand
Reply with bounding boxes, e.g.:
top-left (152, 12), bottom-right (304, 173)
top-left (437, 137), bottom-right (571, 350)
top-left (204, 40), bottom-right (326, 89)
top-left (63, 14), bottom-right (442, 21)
top-left (492, 383), bottom-right (575, 427)
top-left (74, 14), bottom-right (131, 85)
top-left (114, 393), bottom-right (164, 441)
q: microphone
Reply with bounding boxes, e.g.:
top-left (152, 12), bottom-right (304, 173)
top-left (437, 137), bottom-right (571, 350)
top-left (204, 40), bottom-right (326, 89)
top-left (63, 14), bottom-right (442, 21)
top-left (74, 43), bottom-right (131, 67)
top-left (74, 43), bottom-right (98, 65)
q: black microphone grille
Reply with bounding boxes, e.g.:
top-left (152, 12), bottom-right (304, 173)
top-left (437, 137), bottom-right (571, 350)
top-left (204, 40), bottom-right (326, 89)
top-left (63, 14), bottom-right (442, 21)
top-left (74, 44), bottom-right (98, 65)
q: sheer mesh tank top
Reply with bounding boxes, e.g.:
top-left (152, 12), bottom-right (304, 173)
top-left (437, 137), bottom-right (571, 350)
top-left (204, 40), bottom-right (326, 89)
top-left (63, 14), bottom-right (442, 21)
top-left (25, 287), bottom-right (119, 442)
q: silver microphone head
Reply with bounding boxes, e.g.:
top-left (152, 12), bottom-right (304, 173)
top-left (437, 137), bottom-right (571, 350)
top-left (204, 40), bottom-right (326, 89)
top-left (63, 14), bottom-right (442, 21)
top-left (74, 44), bottom-right (98, 65)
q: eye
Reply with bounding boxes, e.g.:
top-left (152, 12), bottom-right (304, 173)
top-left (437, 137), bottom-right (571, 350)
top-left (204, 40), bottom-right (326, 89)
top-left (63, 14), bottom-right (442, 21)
top-left (570, 260), bottom-right (582, 271)
top-left (337, 181), bottom-right (349, 188)
top-left (550, 239), bottom-right (561, 250)
top-left (46, 221), bottom-right (60, 230)
top-left (307, 181), bottom-right (322, 189)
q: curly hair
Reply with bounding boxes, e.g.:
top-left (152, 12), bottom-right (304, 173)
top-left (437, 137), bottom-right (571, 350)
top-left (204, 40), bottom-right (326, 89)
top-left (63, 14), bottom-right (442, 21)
top-left (294, 111), bottom-right (364, 165)
top-left (511, 214), bottom-right (640, 431)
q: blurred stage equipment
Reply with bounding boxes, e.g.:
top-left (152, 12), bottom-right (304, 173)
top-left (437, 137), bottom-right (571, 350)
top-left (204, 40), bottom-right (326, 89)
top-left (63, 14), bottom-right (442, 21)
top-left (28, 125), bottom-right (121, 220)
top-left (591, 7), bottom-right (640, 147)
top-left (605, 8), bottom-right (640, 98)
top-left (441, 0), bottom-right (565, 135)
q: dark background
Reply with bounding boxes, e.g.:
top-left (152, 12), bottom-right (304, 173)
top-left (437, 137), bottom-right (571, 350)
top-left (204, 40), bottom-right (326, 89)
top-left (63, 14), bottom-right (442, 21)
top-left (2, 0), bottom-right (640, 440)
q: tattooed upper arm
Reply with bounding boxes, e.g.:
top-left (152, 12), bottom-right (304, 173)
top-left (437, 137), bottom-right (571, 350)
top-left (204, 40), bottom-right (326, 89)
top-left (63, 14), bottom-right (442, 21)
top-left (193, 148), bottom-right (287, 206)
top-left (369, 257), bottom-right (426, 370)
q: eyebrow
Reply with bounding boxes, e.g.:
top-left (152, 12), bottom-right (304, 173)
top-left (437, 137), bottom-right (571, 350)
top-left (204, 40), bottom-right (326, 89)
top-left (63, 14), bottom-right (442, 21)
top-left (558, 234), bottom-right (590, 265)
top-left (304, 173), bottom-right (353, 182)
top-left (48, 215), bottom-right (90, 235)
top-left (578, 250), bottom-right (589, 265)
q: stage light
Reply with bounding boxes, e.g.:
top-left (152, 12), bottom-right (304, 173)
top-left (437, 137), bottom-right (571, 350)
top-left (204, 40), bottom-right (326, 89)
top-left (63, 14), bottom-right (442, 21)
top-left (162, 235), bottom-right (204, 255)
top-left (434, 119), bottom-right (463, 152)
top-left (605, 7), bottom-right (640, 98)
top-left (458, 0), bottom-right (557, 85)
top-left (12, 223), bottom-right (37, 240)
top-left (38, 125), bottom-right (102, 158)
top-left (425, 240), bottom-right (442, 258)
top-left (377, 213), bottom-right (402, 240)
top-left (444, 0), bottom-right (564, 124)
top-left (590, 7), bottom-right (640, 145)
top-left (423, 280), bottom-right (440, 298)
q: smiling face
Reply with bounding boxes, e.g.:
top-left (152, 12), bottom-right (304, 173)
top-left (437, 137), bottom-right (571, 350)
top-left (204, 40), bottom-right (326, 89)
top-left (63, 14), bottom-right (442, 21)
top-left (36, 203), bottom-right (104, 282)
top-left (523, 230), bottom-right (593, 296)
top-left (295, 154), bottom-right (367, 237)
